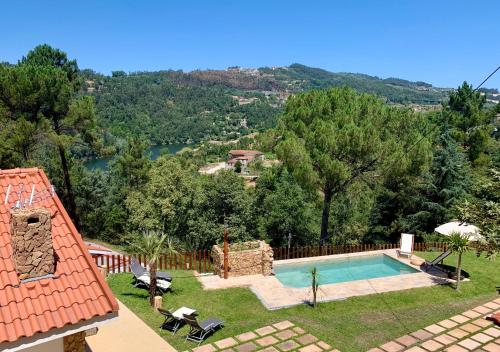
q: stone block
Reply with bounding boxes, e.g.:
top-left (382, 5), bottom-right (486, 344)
top-left (63, 331), bottom-right (86, 352)
top-left (10, 207), bottom-right (54, 280)
top-left (212, 241), bottom-right (273, 278)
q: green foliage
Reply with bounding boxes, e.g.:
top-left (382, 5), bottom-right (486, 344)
top-left (2, 45), bottom-right (499, 255)
top-left (445, 82), bottom-right (492, 163)
top-left (446, 232), bottom-right (470, 290)
top-left (262, 63), bottom-right (448, 104)
top-left (373, 127), bottom-right (467, 239)
top-left (85, 70), bottom-right (279, 145)
top-left (128, 230), bottom-right (174, 305)
top-left (457, 168), bottom-right (500, 258)
top-left (234, 160), bottom-right (242, 173)
top-left (126, 156), bottom-right (196, 232)
top-left (311, 267), bottom-right (319, 308)
top-left (74, 138), bottom-right (151, 243)
top-left (0, 45), bottom-right (97, 225)
top-left (191, 170), bottom-right (255, 247)
top-left (21, 44), bottom-right (79, 83)
top-left (277, 87), bottom-right (431, 243)
top-left (254, 167), bottom-right (319, 247)
top-left (125, 158), bottom-right (254, 249)
top-left (329, 182), bottom-right (375, 244)
top-left (82, 63), bottom-right (450, 149)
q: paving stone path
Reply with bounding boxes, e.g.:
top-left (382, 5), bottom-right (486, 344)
top-left (188, 298), bottom-right (499, 352)
top-left (189, 320), bottom-right (339, 352)
top-left (370, 298), bottom-right (500, 352)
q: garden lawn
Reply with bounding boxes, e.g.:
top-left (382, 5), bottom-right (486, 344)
top-left (107, 251), bottom-right (499, 351)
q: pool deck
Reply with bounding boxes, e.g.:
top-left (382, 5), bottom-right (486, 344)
top-left (197, 249), bottom-right (453, 310)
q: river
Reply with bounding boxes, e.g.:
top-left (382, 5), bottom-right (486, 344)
top-left (85, 143), bottom-right (191, 170)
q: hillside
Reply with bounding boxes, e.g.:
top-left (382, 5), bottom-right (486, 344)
top-left (82, 64), bottom-right (451, 145)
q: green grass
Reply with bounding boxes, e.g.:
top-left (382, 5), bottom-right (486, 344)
top-left (107, 252), bottom-right (499, 351)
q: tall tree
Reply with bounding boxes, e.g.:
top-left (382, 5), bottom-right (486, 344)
top-left (277, 87), bottom-right (430, 244)
top-left (446, 82), bottom-right (490, 163)
top-left (457, 168), bottom-right (500, 258)
top-left (0, 45), bottom-right (96, 226)
top-left (254, 167), bottom-right (319, 247)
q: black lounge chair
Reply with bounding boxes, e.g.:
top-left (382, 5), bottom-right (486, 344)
top-left (423, 248), bottom-right (452, 271)
top-left (183, 314), bottom-right (224, 345)
top-left (134, 274), bottom-right (171, 293)
top-left (158, 308), bottom-right (185, 334)
top-left (130, 257), bottom-right (172, 282)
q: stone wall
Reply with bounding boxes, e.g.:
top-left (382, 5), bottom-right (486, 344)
top-left (63, 332), bottom-right (86, 352)
top-left (212, 240), bottom-right (273, 278)
top-left (10, 207), bottom-right (54, 280)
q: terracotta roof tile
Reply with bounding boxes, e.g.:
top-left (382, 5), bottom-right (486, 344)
top-left (228, 150), bottom-right (264, 155)
top-left (0, 168), bottom-right (118, 344)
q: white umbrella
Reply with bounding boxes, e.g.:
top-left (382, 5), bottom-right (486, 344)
top-left (434, 221), bottom-right (483, 241)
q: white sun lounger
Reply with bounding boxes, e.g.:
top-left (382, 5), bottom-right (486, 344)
top-left (397, 233), bottom-right (414, 259)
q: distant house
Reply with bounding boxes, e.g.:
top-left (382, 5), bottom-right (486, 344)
top-left (0, 168), bottom-right (118, 352)
top-left (85, 241), bottom-right (113, 256)
top-left (227, 150), bottom-right (265, 170)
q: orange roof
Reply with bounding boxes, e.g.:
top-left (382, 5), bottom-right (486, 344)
top-left (85, 242), bottom-right (112, 253)
top-left (0, 168), bottom-right (118, 344)
top-left (228, 150), bottom-right (263, 156)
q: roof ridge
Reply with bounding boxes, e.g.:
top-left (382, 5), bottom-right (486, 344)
top-left (0, 168), bottom-right (40, 175)
top-left (36, 169), bottom-right (119, 313)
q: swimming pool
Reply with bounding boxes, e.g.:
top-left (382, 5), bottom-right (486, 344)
top-left (274, 254), bottom-right (419, 288)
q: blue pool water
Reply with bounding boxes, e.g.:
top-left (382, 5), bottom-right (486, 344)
top-left (274, 254), bottom-right (419, 288)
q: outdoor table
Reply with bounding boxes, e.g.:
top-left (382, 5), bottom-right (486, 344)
top-left (173, 306), bottom-right (197, 318)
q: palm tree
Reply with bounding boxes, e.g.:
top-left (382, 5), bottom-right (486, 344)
top-left (447, 232), bottom-right (470, 291)
top-left (310, 267), bottom-right (319, 308)
top-left (130, 231), bottom-right (176, 306)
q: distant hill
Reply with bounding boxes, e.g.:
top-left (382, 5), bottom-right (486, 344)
top-left (81, 64), bottom-right (453, 145)
top-left (260, 64), bottom-right (449, 103)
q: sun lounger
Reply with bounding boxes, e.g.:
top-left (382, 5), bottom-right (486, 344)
top-left (183, 313), bottom-right (224, 345)
top-left (486, 312), bottom-right (500, 326)
top-left (397, 233), bottom-right (414, 259)
top-left (135, 274), bottom-right (171, 293)
top-left (159, 307), bottom-right (197, 334)
top-left (130, 257), bottom-right (172, 281)
top-left (427, 248), bottom-right (452, 266)
top-left (421, 248), bottom-right (453, 273)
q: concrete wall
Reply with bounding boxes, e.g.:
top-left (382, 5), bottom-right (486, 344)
top-left (23, 338), bottom-right (64, 352)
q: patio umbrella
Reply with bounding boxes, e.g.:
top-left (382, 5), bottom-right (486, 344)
top-left (434, 221), bottom-right (483, 241)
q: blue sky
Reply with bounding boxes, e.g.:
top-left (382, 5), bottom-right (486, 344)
top-left (1, 0), bottom-right (499, 88)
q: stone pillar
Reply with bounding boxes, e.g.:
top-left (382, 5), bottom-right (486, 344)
top-left (212, 241), bottom-right (274, 278)
top-left (63, 332), bottom-right (86, 352)
top-left (99, 265), bottom-right (108, 278)
top-left (154, 296), bottom-right (163, 311)
top-left (10, 208), bottom-right (54, 280)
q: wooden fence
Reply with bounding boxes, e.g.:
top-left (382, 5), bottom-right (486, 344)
top-left (272, 242), bottom-right (448, 260)
top-left (94, 242), bottom-right (448, 274)
top-left (93, 250), bottom-right (214, 274)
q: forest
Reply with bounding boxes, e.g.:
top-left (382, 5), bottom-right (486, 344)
top-left (79, 62), bottom-right (451, 148)
top-left (0, 45), bottom-right (498, 255)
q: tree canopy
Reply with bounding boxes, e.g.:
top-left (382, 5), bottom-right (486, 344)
top-left (276, 87), bottom-right (431, 244)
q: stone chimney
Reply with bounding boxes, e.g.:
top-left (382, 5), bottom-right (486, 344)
top-left (10, 207), bottom-right (54, 280)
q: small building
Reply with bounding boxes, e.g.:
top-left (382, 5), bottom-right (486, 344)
top-left (227, 150), bottom-right (265, 170)
top-left (0, 168), bottom-right (118, 352)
